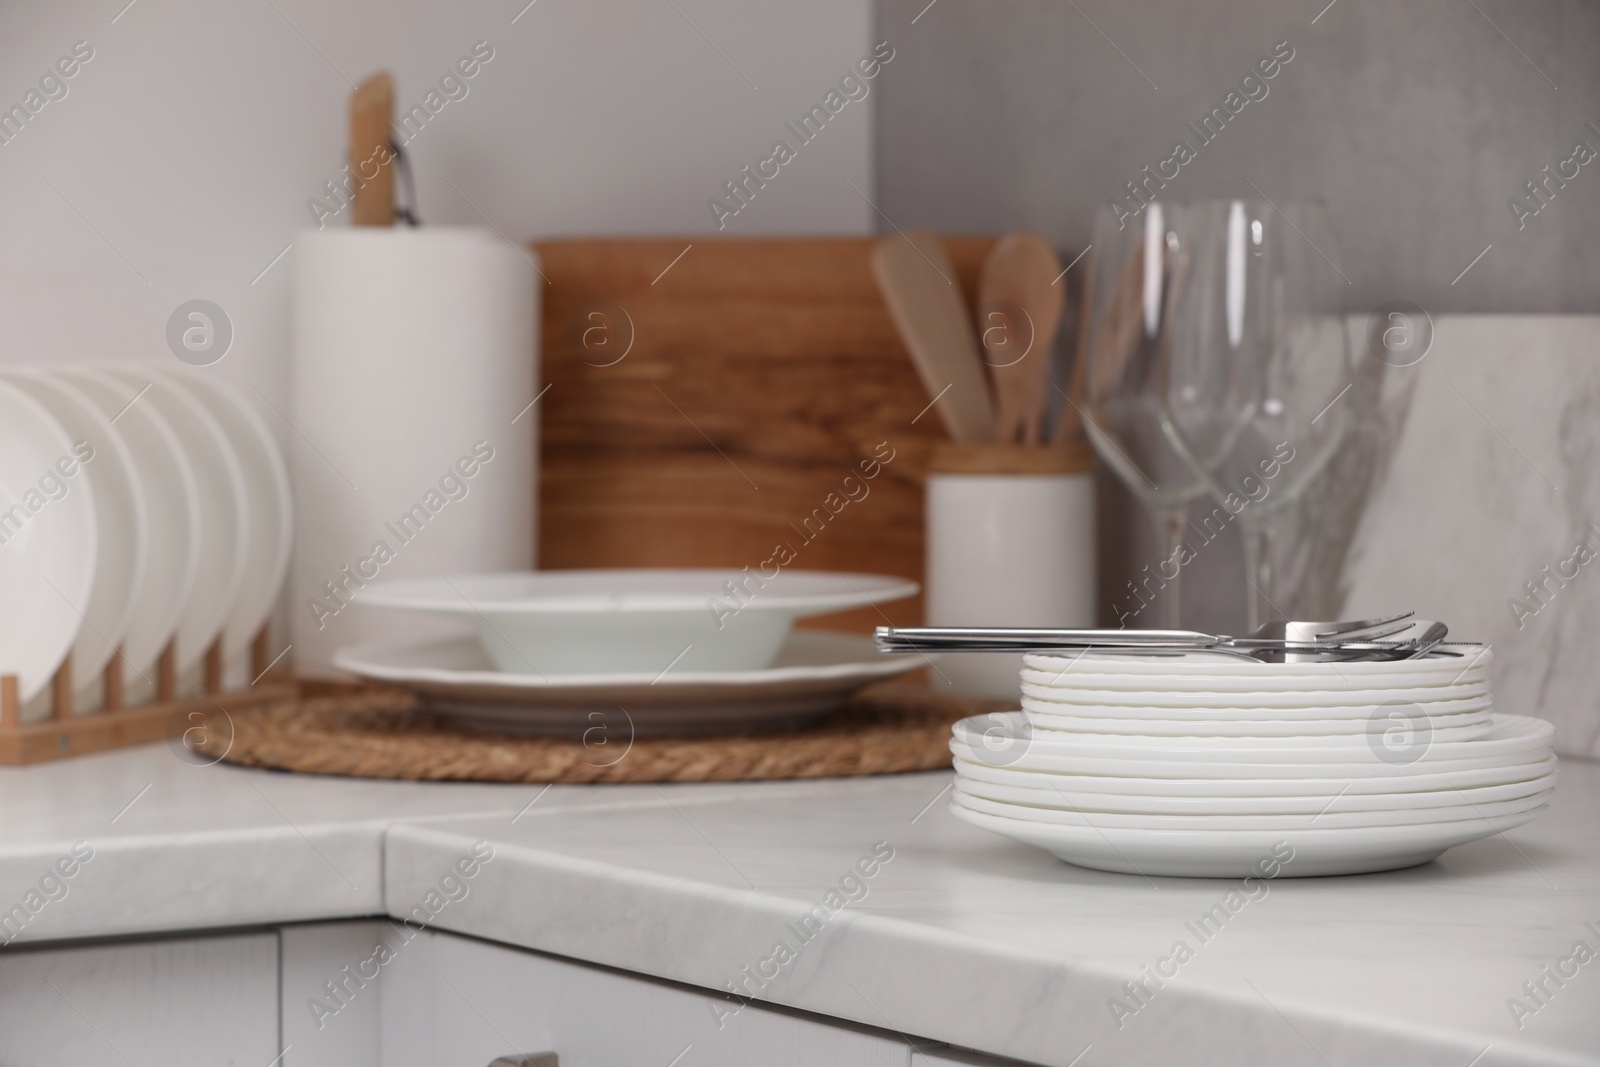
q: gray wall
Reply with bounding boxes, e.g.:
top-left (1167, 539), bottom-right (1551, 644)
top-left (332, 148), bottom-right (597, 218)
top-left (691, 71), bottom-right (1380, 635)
top-left (876, 0), bottom-right (1600, 314)
top-left (874, 0), bottom-right (1600, 631)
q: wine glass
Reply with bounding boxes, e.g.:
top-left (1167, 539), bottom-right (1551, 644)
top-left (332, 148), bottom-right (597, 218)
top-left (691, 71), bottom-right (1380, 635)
top-left (1160, 200), bottom-right (1352, 629)
top-left (1073, 203), bottom-right (1209, 629)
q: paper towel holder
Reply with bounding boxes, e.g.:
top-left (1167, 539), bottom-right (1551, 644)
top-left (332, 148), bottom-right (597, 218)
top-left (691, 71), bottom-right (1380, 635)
top-left (349, 71), bottom-right (421, 228)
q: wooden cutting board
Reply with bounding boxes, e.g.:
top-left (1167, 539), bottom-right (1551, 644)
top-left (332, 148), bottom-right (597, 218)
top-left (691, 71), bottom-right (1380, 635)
top-left (533, 236), bottom-right (994, 632)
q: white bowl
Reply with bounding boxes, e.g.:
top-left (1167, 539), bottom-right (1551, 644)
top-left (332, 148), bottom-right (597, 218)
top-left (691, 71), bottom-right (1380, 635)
top-left (357, 569), bottom-right (919, 675)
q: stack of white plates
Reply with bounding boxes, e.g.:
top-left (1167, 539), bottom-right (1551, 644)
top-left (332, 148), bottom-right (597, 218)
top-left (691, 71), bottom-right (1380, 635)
top-left (949, 649), bottom-right (1557, 877)
top-left (0, 365), bottom-right (291, 715)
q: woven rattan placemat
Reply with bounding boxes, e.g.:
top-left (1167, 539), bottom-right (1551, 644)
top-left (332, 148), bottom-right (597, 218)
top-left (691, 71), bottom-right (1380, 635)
top-left (197, 683), bottom-right (1008, 784)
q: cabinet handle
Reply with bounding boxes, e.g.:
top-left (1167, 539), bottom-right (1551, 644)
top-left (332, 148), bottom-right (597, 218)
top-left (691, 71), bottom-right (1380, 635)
top-left (488, 1056), bottom-right (557, 1067)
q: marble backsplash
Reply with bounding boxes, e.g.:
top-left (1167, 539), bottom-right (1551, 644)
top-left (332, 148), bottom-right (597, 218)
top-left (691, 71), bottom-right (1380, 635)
top-left (1338, 315), bottom-right (1600, 758)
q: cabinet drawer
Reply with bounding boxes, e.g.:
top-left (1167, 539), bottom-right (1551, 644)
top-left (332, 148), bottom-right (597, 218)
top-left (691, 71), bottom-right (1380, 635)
top-left (383, 929), bottom-right (910, 1067)
top-left (0, 931), bottom-right (279, 1065)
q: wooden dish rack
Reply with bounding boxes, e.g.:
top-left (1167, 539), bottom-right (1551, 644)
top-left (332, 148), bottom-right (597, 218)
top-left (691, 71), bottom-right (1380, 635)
top-left (0, 628), bottom-right (296, 765)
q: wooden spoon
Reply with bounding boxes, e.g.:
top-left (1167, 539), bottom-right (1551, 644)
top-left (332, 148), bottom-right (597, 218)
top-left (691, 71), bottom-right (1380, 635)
top-left (979, 233), bottom-right (1064, 443)
top-left (871, 229), bottom-right (995, 443)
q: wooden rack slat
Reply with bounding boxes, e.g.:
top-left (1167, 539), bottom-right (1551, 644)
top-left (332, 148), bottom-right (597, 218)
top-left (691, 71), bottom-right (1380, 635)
top-left (0, 624), bottom-right (293, 765)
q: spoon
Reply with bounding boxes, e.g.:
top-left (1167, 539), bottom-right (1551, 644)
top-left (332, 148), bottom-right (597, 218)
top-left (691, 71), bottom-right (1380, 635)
top-left (871, 229), bottom-right (994, 443)
top-left (874, 615), bottom-right (1453, 658)
top-left (979, 232), bottom-right (1064, 443)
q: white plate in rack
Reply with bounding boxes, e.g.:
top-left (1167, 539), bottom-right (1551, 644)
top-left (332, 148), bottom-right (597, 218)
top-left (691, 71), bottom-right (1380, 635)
top-left (332, 630), bottom-right (922, 735)
top-left (156, 369), bottom-right (292, 662)
top-left (54, 368), bottom-right (201, 694)
top-left (102, 368), bottom-right (250, 677)
top-left (2, 369), bottom-right (147, 701)
top-left (0, 380), bottom-right (97, 703)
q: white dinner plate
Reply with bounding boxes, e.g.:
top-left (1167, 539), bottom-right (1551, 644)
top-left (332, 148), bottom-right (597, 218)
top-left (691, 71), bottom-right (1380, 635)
top-left (54, 368), bottom-right (201, 695)
top-left (103, 368), bottom-right (250, 678)
top-left (949, 797), bottom-right (1547, 877)
top-left (0, 380), bottom-right (97, 703)
top-left (1023, 647), bottom-right (1492, 683)
top-left (157, 369), bottom-right (292, 661)
top-left (1020, 659), bottom-right (1491, 694)
top-left (1021, 709), bottom-right (1493, 741)
top-left (951, 713), bottom-right (1555, 779)
top-left (952, 771), bottom-right (1555, 817)
top-left (2, 370), bottom-right (148, 703)
top-left (332, 630), bottom-right (922, 735)
top-left (1019, 681), bottom-right (1490, 710)
top-left (954, 711), bottom-right (1551, 763)
top-left (1018, 693), bottom-right (1492, 722)
top-left (951, 753), bottom-right (1561, 798)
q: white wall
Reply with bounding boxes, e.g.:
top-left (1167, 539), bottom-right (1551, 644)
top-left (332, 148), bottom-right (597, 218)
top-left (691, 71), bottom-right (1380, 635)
top-left (0, 0), bottom-right (876, 406)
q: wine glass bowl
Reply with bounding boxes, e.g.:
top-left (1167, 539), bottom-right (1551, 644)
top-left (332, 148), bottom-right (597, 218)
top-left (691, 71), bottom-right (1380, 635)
top-left (1075, 203), bottom-right (1210, 627)
top-left (1160, 200), bottom-right (1353, 627)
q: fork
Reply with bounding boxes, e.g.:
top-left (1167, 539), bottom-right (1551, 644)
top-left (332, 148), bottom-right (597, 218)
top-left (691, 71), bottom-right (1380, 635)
top-left (874, 614), bottom-right (1452, 660)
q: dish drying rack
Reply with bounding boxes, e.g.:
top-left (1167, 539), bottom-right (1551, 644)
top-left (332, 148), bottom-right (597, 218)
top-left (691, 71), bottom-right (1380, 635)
top-left (0, 627), bottom-right (296, 764)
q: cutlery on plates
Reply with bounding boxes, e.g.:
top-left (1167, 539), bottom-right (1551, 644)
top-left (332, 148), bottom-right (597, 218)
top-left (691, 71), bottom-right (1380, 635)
top-left (978, 232), bottom-right (1064, 444)
top-left (871, 229), bottom-right (995, 443)
top-left (875, 616), bottom-right (1453, 660)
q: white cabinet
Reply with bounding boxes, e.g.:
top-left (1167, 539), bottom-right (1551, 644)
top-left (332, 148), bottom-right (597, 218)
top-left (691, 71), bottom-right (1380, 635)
top-left (0, 931), bottom-right (280, 1066)
top-left (0, 923), bottom-right (1026, 1067)
top-left (379, 929), bottom-right (912, 1067)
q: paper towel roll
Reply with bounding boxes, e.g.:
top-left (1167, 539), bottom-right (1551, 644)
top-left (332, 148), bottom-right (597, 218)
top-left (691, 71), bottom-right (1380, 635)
top-left (290, 227), bottom-right (538, 676)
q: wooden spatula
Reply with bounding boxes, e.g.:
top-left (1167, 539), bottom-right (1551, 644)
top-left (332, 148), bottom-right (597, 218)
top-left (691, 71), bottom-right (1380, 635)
top-left (349, 72), bottom-right (395, 226)
top-left (871, 229), bottom-right (995, 443)
top-left (979, 233), bottom-right (1064, 444)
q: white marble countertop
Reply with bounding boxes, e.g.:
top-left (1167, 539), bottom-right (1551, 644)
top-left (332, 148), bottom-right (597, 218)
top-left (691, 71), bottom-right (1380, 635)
top-left (3, 745), bottom-right (1597, 1066)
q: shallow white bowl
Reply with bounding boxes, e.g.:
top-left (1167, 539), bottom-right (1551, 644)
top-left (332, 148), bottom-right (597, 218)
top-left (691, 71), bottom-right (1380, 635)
top-left (357, 569), bottom-right (918, 675)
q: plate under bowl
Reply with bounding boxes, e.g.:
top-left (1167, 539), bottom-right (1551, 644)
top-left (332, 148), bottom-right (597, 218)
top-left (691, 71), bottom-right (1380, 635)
top-left (332, 629), bottom-right (921, 736)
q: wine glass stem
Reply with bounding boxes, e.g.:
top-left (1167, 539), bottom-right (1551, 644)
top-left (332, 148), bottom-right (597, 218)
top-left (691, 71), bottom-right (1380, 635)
top-left (1149, 507), bottom-right (1189, 630)
top-left (1239, 521), bottom-right (1273, 631)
